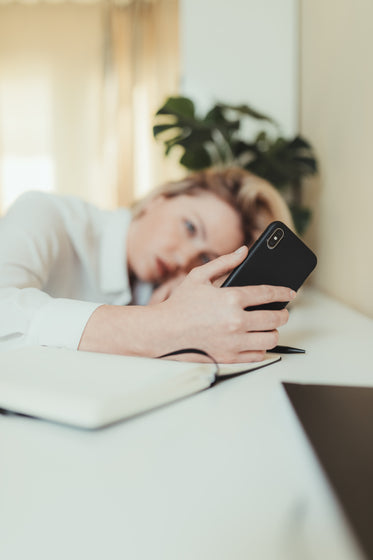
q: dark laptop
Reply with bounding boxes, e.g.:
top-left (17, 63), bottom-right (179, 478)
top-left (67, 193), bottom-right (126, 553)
top-left (283, 383), bottom-right (373, 560)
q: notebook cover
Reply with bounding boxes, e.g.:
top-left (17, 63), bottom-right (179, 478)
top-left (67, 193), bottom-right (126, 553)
top-left (283, 383), bottom-right (373, 560)
top-left (0, 347), bottom-right (280, 429)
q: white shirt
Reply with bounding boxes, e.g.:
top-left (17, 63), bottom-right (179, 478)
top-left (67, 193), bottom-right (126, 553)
top-left (0, 191), bottom-right (151, 350)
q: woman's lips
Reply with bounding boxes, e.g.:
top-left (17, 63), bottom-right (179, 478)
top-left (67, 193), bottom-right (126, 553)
top-left (155, 257), bottom-right (172, 279)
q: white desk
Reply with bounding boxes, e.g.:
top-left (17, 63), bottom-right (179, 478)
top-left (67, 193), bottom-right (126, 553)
top-left (1, 288), bottom-right (372, 560)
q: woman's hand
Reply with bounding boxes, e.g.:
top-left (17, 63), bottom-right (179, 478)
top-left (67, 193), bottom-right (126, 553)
top-left (151, 246), bottom-right (294, 362)
top-left (79, 246), bottom-right (295, 363)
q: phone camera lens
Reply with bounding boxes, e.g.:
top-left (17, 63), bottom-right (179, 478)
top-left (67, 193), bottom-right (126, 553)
top-left (267, 228), bottom-right (284, 249)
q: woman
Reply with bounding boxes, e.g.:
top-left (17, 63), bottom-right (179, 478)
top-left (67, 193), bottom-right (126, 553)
top-left (0, 167), bottom-right (295, 363)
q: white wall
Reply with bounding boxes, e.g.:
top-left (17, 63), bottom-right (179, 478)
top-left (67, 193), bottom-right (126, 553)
top-left (180, 0), bottom-right (298, 137)
top-left (300, 0), bottom-right (373, 317)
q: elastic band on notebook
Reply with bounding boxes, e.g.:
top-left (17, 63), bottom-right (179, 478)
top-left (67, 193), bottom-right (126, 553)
top-left (157, 348), bottom-right (220, 380)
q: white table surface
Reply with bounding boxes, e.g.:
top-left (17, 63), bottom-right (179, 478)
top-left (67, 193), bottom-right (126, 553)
top-left (1, 287), bottom-right (372, 560)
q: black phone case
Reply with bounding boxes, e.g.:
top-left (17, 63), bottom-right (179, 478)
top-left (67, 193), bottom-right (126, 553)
top-left (221, 221), bottom-right (317, 310)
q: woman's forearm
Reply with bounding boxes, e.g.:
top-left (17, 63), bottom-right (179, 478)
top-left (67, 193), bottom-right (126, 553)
top-left (78, 304), bottom-right (169, 358)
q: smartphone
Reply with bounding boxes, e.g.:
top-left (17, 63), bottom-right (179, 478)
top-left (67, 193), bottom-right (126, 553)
top-left (221, 221), bottom-right (317, 310)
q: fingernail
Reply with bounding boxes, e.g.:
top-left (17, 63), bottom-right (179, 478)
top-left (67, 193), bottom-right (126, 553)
top-left (235, 245), bottom-right (246, 254)
top-left (290, 290), bottom-right (297, 299)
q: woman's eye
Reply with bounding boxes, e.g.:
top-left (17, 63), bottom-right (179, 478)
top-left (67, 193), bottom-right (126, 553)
top-left (184, 219), bottom-right (197, 235)
top-left (200, 254), bottom-right (211, 264)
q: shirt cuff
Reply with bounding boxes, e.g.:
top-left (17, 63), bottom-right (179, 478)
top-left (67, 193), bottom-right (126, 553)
top-left (27, 298), bottom-right (102, 350)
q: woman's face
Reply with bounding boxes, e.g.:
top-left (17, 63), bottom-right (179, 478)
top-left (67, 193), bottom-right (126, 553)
top-left (127, 191), bottom-right (244, 283)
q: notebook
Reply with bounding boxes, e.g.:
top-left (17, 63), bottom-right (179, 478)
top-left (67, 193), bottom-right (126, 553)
top-left (283, 383), bottom-right (373, 560)
top-left (0, 346), bottom-right (281, 429)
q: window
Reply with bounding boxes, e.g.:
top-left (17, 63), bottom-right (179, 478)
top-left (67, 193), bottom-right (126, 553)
top-left (0, 0), bottom-right (180, 214)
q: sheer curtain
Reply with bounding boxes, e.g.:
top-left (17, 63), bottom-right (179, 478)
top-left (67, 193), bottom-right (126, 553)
top-left (103, 0), bottom-right (181, 207)
top-left (0, 0), bottom-right (180, 214)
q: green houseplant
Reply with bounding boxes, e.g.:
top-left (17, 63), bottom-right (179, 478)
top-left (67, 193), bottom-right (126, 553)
top-left (153, 96), bottom-right (317, 234)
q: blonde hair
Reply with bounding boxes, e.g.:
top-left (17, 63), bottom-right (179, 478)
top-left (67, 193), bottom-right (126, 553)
top-left (133, 167), bottom-right (294, 247)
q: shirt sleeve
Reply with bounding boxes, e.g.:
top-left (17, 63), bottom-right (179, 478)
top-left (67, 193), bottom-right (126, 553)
top-left (0, 192), bottom-right (101, 350)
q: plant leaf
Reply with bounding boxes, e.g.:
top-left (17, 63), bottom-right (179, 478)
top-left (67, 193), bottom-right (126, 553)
top-left (180, 146), bottom-right (212, 170)
top-left (293, 156), bottom-right (318, 173)
top-left (289, 205), bottom-right (312, 235)
top-left (156, 96), bottom-right (195, 119)
top-left (288, 135), bottom-right (312, 150)
top-left (218, 103), bottom-right (278, 127)
top-left (153, 124), bottom-right (178, 137)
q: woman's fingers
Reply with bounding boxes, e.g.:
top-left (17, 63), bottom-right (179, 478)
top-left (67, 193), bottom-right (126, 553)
top-left (244, 308), bottom-right (289, 331)
top-left (226, 284), bottom-right (296, 309)
top-left (190, 245), bottom-right (248, 283)
top-left (206, 329), bottom-right (279, 363)
top-left (239, 329), bottom-right (280, 351)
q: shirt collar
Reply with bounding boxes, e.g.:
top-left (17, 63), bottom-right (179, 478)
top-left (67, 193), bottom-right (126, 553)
top-left (99, 208), bottom-right (132, 298)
